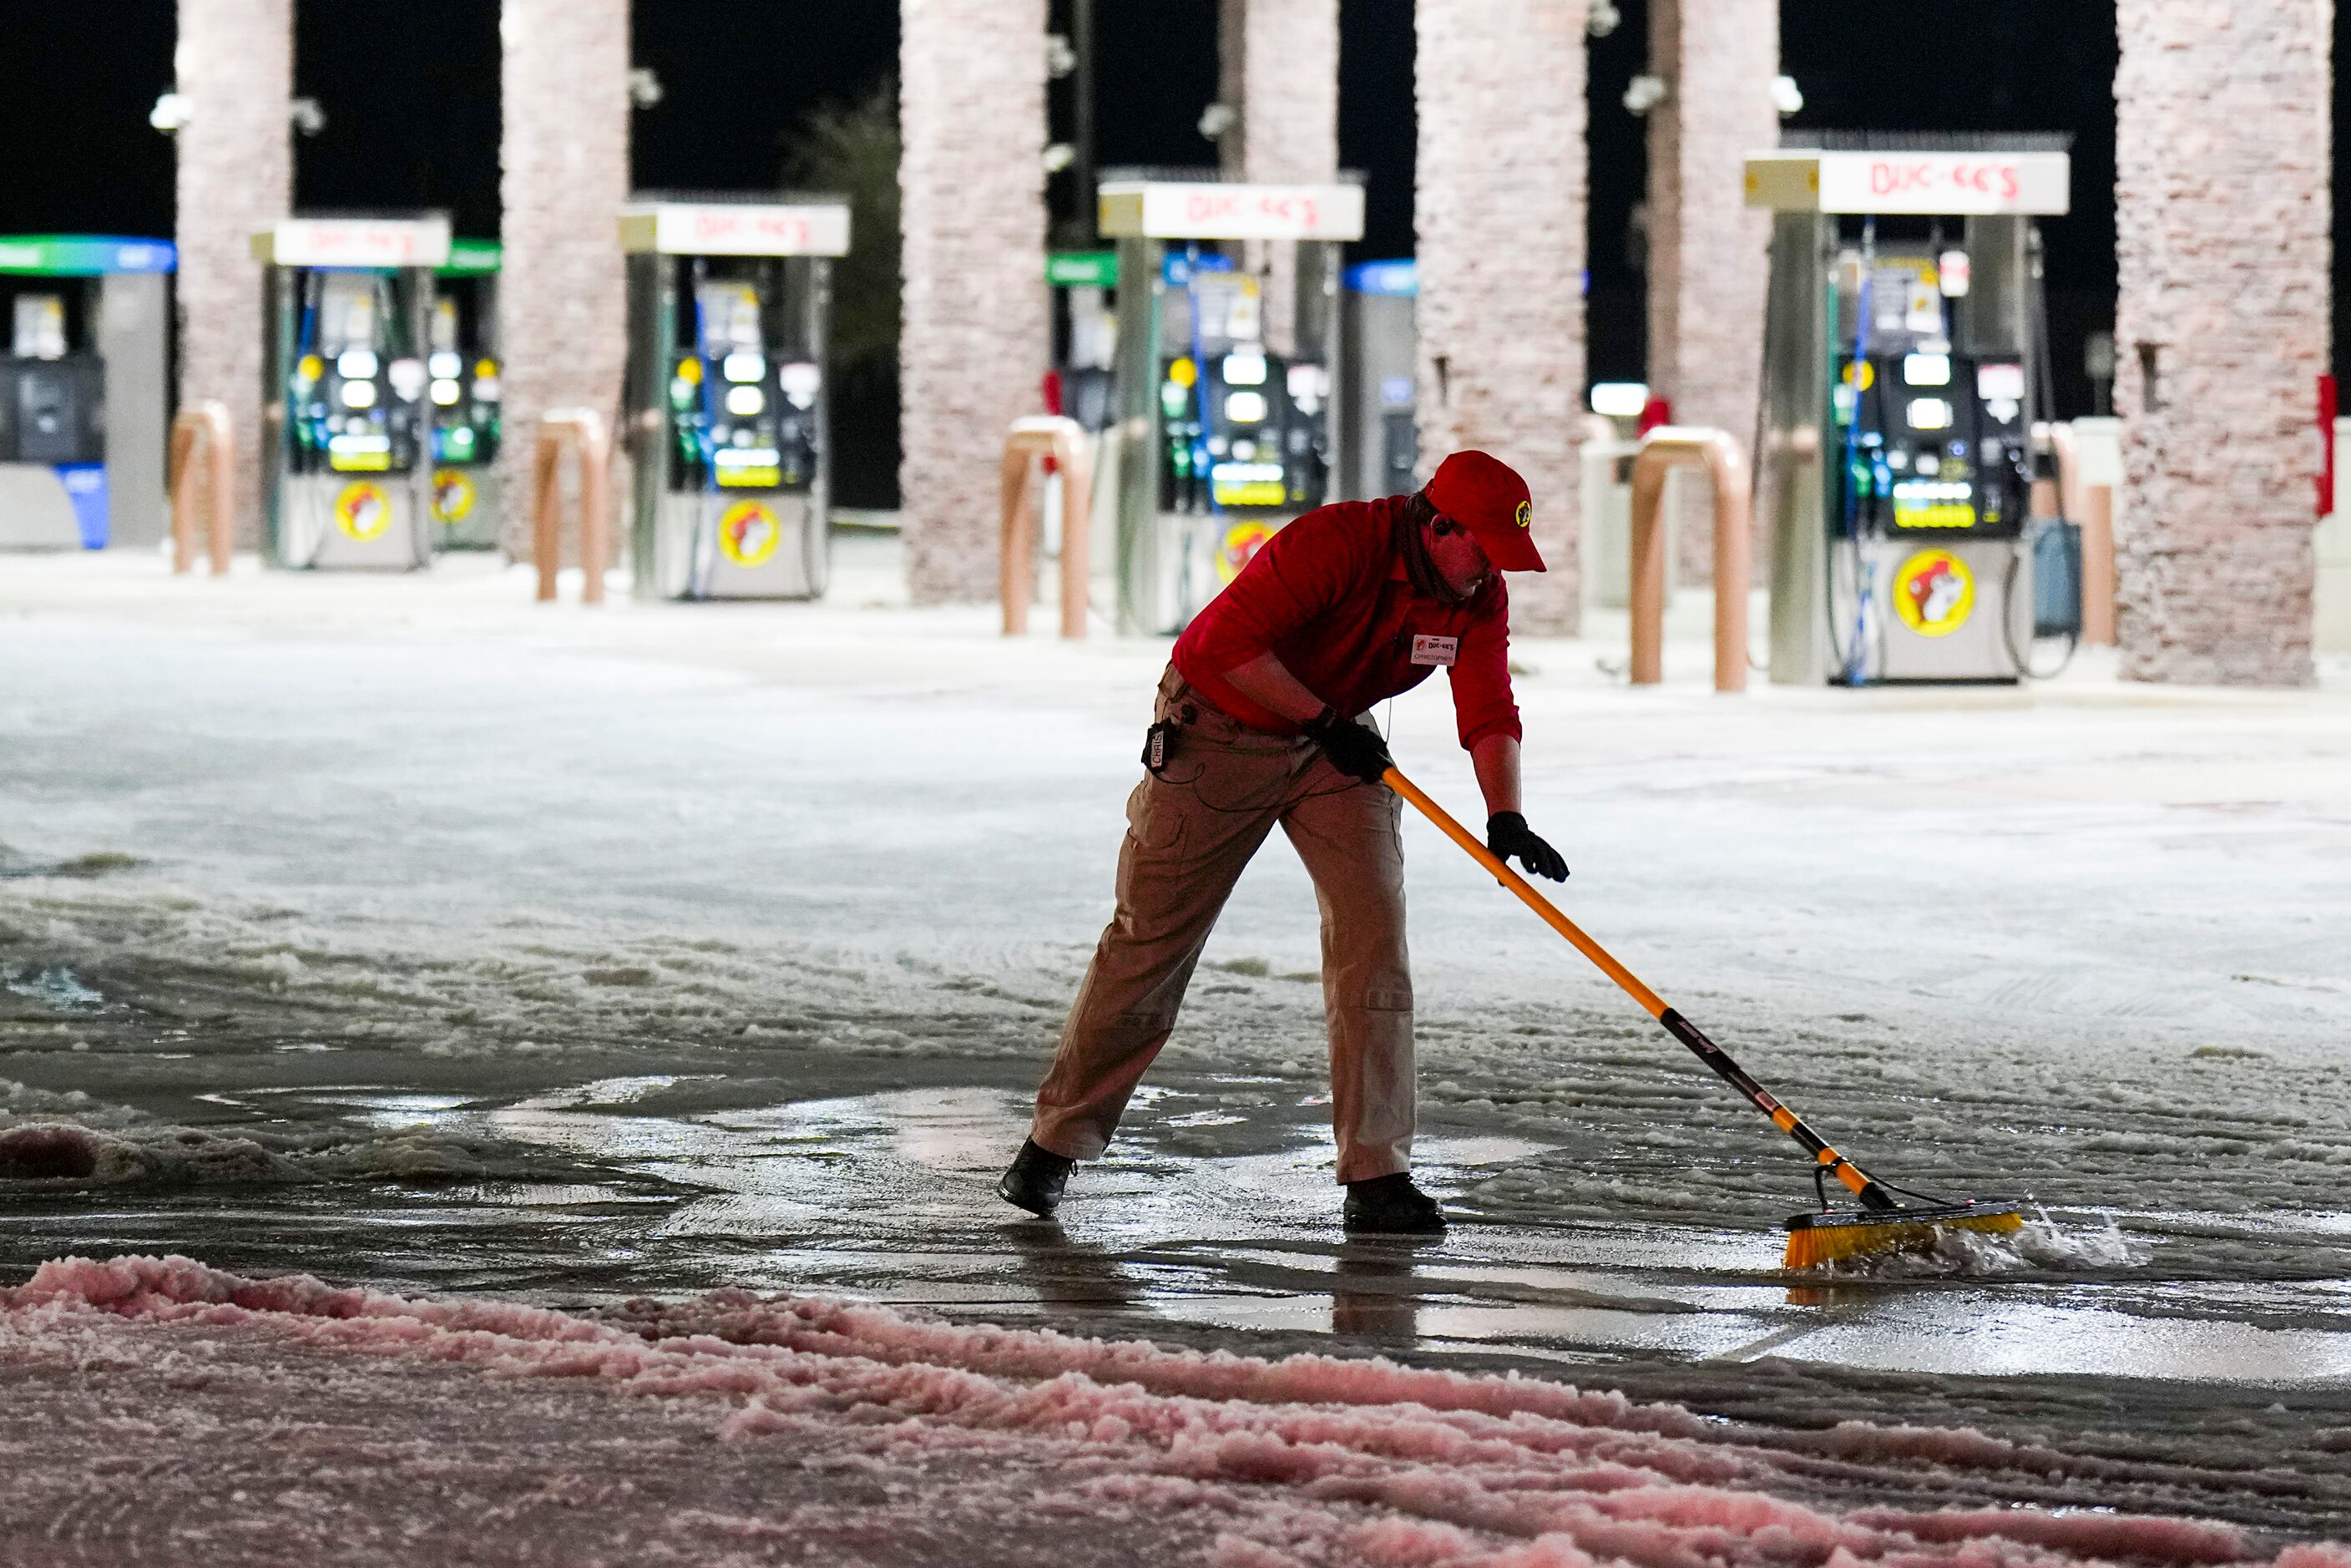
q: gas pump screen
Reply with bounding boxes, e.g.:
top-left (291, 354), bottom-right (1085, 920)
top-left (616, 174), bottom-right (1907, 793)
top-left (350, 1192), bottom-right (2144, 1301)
top-left (289, 272), bottom-right (419, 478)
top-left (667, 274), bottom-right (820, 496)
top-left (1160, 352), bottom-right (1330, 513)
top-left (1836, 352), bottom-right (2027, 539)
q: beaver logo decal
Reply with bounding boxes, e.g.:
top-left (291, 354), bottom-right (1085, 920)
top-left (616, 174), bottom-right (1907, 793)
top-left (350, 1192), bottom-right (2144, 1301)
top-left (1893, 549), bottom-right (1974, 637)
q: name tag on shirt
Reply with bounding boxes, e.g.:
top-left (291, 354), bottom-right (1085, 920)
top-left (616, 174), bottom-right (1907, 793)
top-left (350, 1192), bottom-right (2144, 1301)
top-left (1410, 634), bottom-right (1459, 667)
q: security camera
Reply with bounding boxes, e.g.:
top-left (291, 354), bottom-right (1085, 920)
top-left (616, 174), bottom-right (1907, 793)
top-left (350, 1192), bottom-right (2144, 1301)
top-left (290, 97), bottom-right (325, 136)
top-left (1770, 75), bottom-right (1804, 116)
top-left (1587, 0), bottom-right (1621, 37)
top-left (629, 67), bottom-right (664, 110)
top-left (149, 91), bottom-right (194, 133)
top-left (1197, 102), bottom-right (1237, 142)
top-left (1622, 75), bottom-right (1667, 116)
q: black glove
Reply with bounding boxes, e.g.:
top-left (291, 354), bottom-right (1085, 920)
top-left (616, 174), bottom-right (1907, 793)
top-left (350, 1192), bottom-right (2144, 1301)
top-left (1488, 812), bottom-right (1568, 881)
top-left (1300, 706), bottom-right (1394, 785)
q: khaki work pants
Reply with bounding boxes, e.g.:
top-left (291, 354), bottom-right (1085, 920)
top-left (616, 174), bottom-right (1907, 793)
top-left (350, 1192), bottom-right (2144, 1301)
top-left (1031, 668), bottom-right (1413, 1184)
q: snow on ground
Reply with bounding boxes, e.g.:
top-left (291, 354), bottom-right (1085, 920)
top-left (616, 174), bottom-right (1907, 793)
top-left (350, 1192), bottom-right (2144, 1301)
top-left (4, 1252), bottom-right (2348, 1568)
top-left (2, 545), bottom-right (2350, 1546)
top-left (3, 550), bottom-right (2345, 1248)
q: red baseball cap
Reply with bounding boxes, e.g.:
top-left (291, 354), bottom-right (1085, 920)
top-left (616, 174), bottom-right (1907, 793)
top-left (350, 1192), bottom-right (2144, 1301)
top-left (1423, 450), bottom-right (1545, 572)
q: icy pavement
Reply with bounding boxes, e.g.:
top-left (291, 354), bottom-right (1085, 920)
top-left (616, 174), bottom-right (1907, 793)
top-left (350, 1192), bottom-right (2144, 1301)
top-left (3, 547), bottom-right (2351, 1541)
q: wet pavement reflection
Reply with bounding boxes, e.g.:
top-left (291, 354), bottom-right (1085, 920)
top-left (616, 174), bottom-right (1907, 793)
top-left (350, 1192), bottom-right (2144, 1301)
top-left (5, 1068), bottom-right (2350, 1387)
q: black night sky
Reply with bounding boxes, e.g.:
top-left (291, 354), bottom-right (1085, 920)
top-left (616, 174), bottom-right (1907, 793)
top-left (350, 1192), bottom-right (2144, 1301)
top-left (0, 0), bottom-right (2338, 419)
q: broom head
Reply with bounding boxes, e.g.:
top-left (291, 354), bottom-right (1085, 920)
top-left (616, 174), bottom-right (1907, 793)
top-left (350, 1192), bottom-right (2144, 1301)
top-left (1782, 1201), bottom-right (2025, 1269)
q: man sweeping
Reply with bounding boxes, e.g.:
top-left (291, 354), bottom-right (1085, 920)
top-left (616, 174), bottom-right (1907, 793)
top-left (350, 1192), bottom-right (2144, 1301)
top-left (997, 450), bottom-right (1569, 1234)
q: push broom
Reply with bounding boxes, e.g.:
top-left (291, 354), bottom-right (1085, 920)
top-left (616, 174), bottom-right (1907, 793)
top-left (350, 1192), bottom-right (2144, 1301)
top-left (1384, 766), bottom-right (2023, 1268)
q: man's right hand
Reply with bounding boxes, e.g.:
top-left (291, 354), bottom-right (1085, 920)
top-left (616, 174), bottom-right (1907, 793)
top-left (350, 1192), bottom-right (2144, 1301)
top-left (1301, 706), bottom-right (1394, 785)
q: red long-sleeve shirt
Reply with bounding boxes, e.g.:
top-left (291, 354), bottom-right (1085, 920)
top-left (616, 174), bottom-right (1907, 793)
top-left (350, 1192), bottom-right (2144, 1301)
top-left (1171, 496), bottom-right (1523, 751)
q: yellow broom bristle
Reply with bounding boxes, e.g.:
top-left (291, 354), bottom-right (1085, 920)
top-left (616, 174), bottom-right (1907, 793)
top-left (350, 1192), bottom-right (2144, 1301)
top-left (1782, 1209), bottom-right (2023, 1270)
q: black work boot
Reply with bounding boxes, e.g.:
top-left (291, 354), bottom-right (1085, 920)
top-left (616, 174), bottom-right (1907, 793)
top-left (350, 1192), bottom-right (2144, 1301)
top-left (997, 1138), bottom-right (1076, 1217)
top-left (1342, 1172), bottom-right (1446, 1236)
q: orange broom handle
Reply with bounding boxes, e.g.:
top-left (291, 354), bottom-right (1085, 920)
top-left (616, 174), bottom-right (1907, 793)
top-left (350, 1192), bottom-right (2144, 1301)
top-left (1383, 766), bottom-right (1893, 1209)
top-left (1382, 767), bottom-right (1669, 1017)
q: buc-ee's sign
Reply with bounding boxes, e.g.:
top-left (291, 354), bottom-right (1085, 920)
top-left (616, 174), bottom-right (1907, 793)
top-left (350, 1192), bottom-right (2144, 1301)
top-left (254, 219), bottom-right (453, 269)
top-left (1099, 181), bottom-right (1367, 242)
top-left (1746, 151), bottom-right (2070, 216)
top-left (619, 204), bottom-right (852, 258)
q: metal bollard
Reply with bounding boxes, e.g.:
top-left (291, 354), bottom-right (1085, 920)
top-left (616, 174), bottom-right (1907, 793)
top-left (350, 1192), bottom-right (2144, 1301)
top-left (1626, 426), bottom-right (1752, 694)
top-left (2047, 420), bottom-right (2118, 646)
top-left (531, 410), bottom-right (612, 606)
top-left (167, 402), bottom-right (235, 576)
top-left (999, 415), bottom-right (1091, 639)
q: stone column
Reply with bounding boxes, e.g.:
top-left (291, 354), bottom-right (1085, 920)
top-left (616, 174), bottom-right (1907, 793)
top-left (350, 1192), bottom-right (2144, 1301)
top-left (899, 0), bottom-right (1049, 604)
top-left (2112, 0), bottom-right (2328, 685)
top-left (1416, 0), bottom-right (1588, 634)
top-left (1646, 0), bottom-right (1777, 584)
top-left (498, 0), bottom-right (631, 561)
top-left (1218, 0), bottom-right (1340, 354)
top-left (174, 0), bottom-right (291, 545)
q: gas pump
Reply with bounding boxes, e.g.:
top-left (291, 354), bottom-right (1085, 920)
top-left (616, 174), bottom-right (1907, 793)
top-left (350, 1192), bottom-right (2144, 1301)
top-left (1098, 177), bottom-right (1363, 635)
top-left (427, 238), bottom-right (503, 549)
top-left (1044, 250), bottom-right (1122, 599)
top-left (1749, 140), bottom-right (2069, 685)
top-left (255, 215), bottom-right (449, 571)
top-left (621, 199), bottom-right (848, 601)
top-left (1046, 249), bottom-right (1119, 434)
top-left (1337, 259), bottom-right (1416, 503)
top-left (0, 235), bottom-right (174, 550)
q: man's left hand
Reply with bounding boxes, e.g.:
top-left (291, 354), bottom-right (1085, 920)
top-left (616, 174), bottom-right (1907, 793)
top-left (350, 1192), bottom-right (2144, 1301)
top-left (1487, 812), bottom-right (1567, 881)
